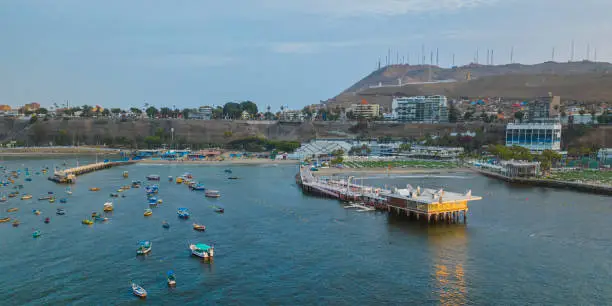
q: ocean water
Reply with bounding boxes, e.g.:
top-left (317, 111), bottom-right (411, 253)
top-left (0, 158), bottom-right (611, 305)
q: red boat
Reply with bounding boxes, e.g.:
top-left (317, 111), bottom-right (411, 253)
top-left (44, 217), bottom-right (50, 224)
top-left (193, 223), bottom-right (206, 231)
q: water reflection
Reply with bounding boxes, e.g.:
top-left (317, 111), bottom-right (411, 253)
top-left (387, 214), bottom-right (468, 305)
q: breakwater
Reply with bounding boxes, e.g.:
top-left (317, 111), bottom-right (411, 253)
top-left (473, 167), bottom-right (612, 196)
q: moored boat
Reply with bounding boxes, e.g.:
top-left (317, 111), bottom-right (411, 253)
top-left (56, 208), bottom-right (66, 215)
top-left (89, 187), bottom-right (100, 192)
top-left (44, 217), bottom-right (50, 224)
top-left (65, 187), bottom-right (72, 195)
top-left (33, 209), bottom-right (41, 215)
top-left (189, 243), bottom-right (214, 259)
top-left (146, 174), bottom-right (160, 181)
top-left (32, 230), bottom-right (41, 238)
top-left (21, 194), bottom-right (32, 200)
top-left (48, 198), bottom-right (55, 203)
top-left (215, 207), bottom-right (224, 214)
top-left (6, 207), bottom-right (18, 212)
top-left (175, 177), bottom-right (184, 184)
top-left (193, 223), bottom-right (206, 231)
top-left (224, 169), bottom-right (232, 173)
top-left (136, 240), bottom-right (152, 255)
top-left (103, 201), bottom-right (114, 212)
top-left (131, 283), bottom-right (147, 298)
top-left (82, 218), bottom-right (93, 225)
top-left (144, 208), bottom-right (153, 216)
top-left (59, 198), bottom-right (67, 203)
top-left (12, 219), bottom-right (19, 227)
top-left (94, 215), bottom-right (108, 222)
top-left (110, 193), bottom-right (119, 198)
top-left (0, 217), bottom-right (11, 223)
top-left (123, 171), bottom-right (129, 178)
top-left (205, 190), bottom-right (221, 198)
top-left (177, 208), bottom-right (190, 219)
top-left (190, 183), bottom-right (205, 191)
top-left (168, 176), bottom-right (173, 182)
top-left (162, 221), bottom-right (170, 229)
top-left (131, 180), bottom-right (142, 188)
top-left (228, 176), bottom-right (239, 180)
top-left (167, 270), bottom-right (176, 287)
top-left (38, 195), bottom-right (52, 201)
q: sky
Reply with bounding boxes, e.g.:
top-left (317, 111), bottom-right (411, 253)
top-left (1, 0), bottom-right (611, 111)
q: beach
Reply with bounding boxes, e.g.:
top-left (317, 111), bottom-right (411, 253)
top-left (136, 158), bottom-right (299, 166)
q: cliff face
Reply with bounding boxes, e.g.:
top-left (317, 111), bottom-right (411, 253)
top-left (0, 118), bottom-right (608, 148)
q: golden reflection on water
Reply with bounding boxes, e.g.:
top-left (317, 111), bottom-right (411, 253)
top-left (429, 226), bottom-right (468, 306)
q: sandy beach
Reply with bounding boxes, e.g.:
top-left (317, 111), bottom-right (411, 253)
top-left (0, 147), bottom-right (122, 156)
top-left (136, 158), bottom-right (299, 166)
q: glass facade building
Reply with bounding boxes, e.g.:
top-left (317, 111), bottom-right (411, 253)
top-left (505, 122), bottom-right (562, 151)
top-left (391, 95), bottom-right (448, 123)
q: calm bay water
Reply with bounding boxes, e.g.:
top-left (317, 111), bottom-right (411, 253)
top-left (0, 158), bottom-right (611, 305)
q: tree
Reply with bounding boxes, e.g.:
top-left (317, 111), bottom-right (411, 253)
top-left (130, 107), bottom-right (142, 115)
top-left (331, 149), bottom-right (345, 157)
top-left (223, 102), bottom-right (242, 119)
top-left (240, 101), bottom-right (258, 115)
top-left (160, 107), bottom-right (172, 118)
top-left (145, 106), bottom-right (159, 118)
top-left (111, 108), bottom-right (122, 115)
top-left (182, 108), bottom-right (191, 119)
top-left (212, 106), bottom-right (223, 119)
top-left (302, 106), bottom-right (312, 119)
top-left (399, 143), bottom-right (411, 152)
top-left (448, 102), bottom-right (459, 123)
top-left (579, 109), bottom-right (586, 115)
top-left (101, 109), bottom-right (111, 117)
top-left (144, 136), bottom-right (162, 148)
top-left (264, 112), bottom-right (274, 120)
top-left (590, 109), bottom-right (597, 123)
top-left (463, 111), bottom-right (474, 121)
top-left (81, 105), bottom-right (93, 117)
top-left (514, 111), bottom-right (525, 123)
top-left (38, 108), bottom-right (48, 115)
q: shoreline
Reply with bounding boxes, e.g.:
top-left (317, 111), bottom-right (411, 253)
top-left (312, 167), bottom-right (466, 176)
top-left (136, 159), bottom-right (299, 166)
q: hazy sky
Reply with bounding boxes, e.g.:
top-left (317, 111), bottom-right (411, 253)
top-left (1, 0), bottom-right (611, 110)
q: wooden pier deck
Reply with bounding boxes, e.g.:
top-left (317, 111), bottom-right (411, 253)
top-left (297, 166), bottom-right (482, 223)
top-left (48, 161), bottom-right (135, 184)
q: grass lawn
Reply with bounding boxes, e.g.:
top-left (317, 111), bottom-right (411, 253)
top-left (548, 170), bottom-right (612, 185)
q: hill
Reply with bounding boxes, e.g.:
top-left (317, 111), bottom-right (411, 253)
top-left (329, 61), bottom-right (612, 110)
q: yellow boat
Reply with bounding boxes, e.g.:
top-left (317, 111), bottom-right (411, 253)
top-left (82, 219), bottom-right (93, 225)
top-left (103, 202), bottom-right (114, 212)
top-left (122, 185), bottom-right (131, 190)
top-left (144, 209), bottom-right (152, 217)
top-left (123, 171), bottom-right (129, 178)
top-left (21, 194), bottom-right (32, 200)
top-left (175, 177), bottom-right (183, 184)
top-left (117, 189), bottom-right (123, 193)
top-left (0, 217), bottom-right (11, 223)
top-left (6, 208), bottom-right (18, 212)
top-left (33, 210), bottom-right (41, 215)
top-left (157, 199), bottom-right (163, 204)
top-left (90, 187), bottom-right (100, 192)
top-left (49, 198), bottom-right (55, 203)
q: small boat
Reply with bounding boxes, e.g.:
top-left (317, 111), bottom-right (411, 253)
top-left (136, 240), bottom-right (152, 255)
top-left (65, 187), bottom-right (72, 195)
top-left (131, 283), bottom-right (147, 298)
top-left (121, 194), bottom-right (126, 198)
top-left (103, 201), bottom-right (114, 212)
top-left (157, 199), bottom-right (163, 204)
top-left (144, 209), bottom-right (153, 216)
top-left (175, 177), bottom-right (184, 184)
top-left (183, 172), bottom-right (193, 179)
top-left (177, 208), bottom-right (190, 219)
top-left (8, 193), bottom-right (16, 198)
top-left (44, 217), bottom-right (50, 224)
top-left (131, 180), bottom-right (142, 188)
top-left (205, 190), bottom-right (221, 198)
top-left (12, 220), bottom-right (19, 227)
top-left (0, 196), bottom-right (7, 202)
top-left (91, 212), bottom-right (99, 218)
top-left (25, 177), bottom-right (32, 182)
top-left (94, 215), bottom-right (108, 222)
top-left (59, 198), bottom-right (67, 203)
top-left (56, 209), bottom-right (66, 215)
top-left (189, 243), bottom-right (214, 259)
top-left (89, 187), bottom-right (100, 192)
top-left (0, 217), bottom-right (10, 223)
top-left (224, 169), bottom-right (232, 173)
top-left (48, 198), bottom-right (55, 203)
top-left (146, 175), bottom-right (160, 181)
top-left (228, 176), bottom-right (239, 180)
top-left (110, 193), bottom-right (119, 198)
top-left (193, 223), bottom-right (206, 231)
top-left (21, 194), bottom-right (32, 200)
top-left (190, 183), bottom-right (205, 191)
top-left (38, 195), bottom-right (52, 201)
top-left (215, 207), bottom-right (224, 214)
top-left (32, 230), bottom-right (41, 238)
top-left (162, 221), bottom-right (170, 229)
top-left (6, 207), bottom-right (18, 212)
top-left (167, 271), bottom-right (176, 287)
top-left (33, 209), bottom-right (41, 215)
top-left (168, 176), bottom-right (173, 182)
top-left (82, 219), bottom-right (93, 225)
top-left (123, 171), bottom-right (129, 178)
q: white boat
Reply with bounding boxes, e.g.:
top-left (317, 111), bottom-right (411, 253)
top-left (103, 201), bottom-right (113, 211)
top-left (136, 240), bottom-right (152, 255)
top-left (204, 190), bottom-right (221, 198)
top-left (189, 243), bottom-right (214, 259)
top-left (131, 283), bottom-right (147, 298)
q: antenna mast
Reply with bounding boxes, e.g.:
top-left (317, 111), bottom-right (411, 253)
top-left (510, 46), bottom-right (514, 64)
top-left (571, 40), bottom-right (575, 62)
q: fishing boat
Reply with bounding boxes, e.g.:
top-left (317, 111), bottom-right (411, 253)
top-left (162, 221), bottom-right (170, 229)
top-left (228, 176), bottom-right (239, 180)
top-left (38, 195), bottom-right (52, 200)
top-left (103, 201), bottom-right (114, 212)
top-left (215, 207), bottom-right (224, 214)
top-left (144, 209), bottom-right (153, 216)
top-left (91, 212), bottom-right (99, 218)
top-left (6, 207), bottom-right (18, 212)
top-left (168, 176), bottom-right (173, 182)
top-left (157, 198), bottom-right (163, 204)
top-left (32, 230), bottom-right (41, 238)
top-left (175, 177), bottom-right (184, 184)
top-left (131, 283), bottom-right (147, 298)
top-left (146, 174), bottom-right (160, 181)
top-left (33, 209), bottom-right (41, 215)
top-left (136, 240), bottom-right (152, 255)
top-left (48, 198), bottom-right (55, 203)
top-left (121, 185), bottom-right (131, 190)
top-left (82, 218), bottom-right (93, 225)
top-left (94, 215), bottom-right (108, 222)
top-left (89, 187), bottom-right (100, 192)
top-left (8, 193), bottom-right (16, 198)
top-left (44, 217), bottom-right (50, 224)
top-left (110, 193), bottom-right (119, 198)
top-left (12, 219), bottom-right (19, 227)
top-left (190, 183), bottom-right (205, 191)
top-left (0, 217), bottom-right (10, 223)
top-left (193, 223), bottom-right (206, 231)
top-left (167, 270), bottom-right (176, 287)
top-left (131, 180), bottom-right (142, 188)
top-left (59, 198), bottom-right (67, 203)
top-left (0, 195), bottom-right (7, 202)
top-left (205, 190), bottom-right (221, 198)
top-left (224, 169), bottom-right (232, 173)
top-left (189, 243), bottom-right (214, 259)
top-left (56, 209), bottom-right (66, 215)
top-left (183, 172), bottom-right (193, 179)
top-left (65, 187), bottom-right (72, 195)
top-left (123, 171), bottom-right (129, 178)
top-left (177, 208), bottom-right (190, 219)
top-left (25, 177), bottom-right (32, 182)
top-left (21, 194), bottom-right (32, 200)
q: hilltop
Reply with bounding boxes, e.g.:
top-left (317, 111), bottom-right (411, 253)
top-left (328, 61), bottom-right (612, 110)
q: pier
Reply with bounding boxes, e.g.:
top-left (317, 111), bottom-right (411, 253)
top-left (297, 166), bottom-right (482, 223)
top-left (48, 161), bottom-right (135, 184)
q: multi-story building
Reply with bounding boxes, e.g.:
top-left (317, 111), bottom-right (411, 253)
top-left (280, 110), bottom-right (304, 122)
top-left (505, 121), bottom-right (562, 151)
top-left (527, 95), bottom-right (560, 122)
top-left (188, 106), bottom-right (213, 120)
top-left (349, 100), bottom-right (380, 119)
top-left (0, 104), bottom-right (11, 112)
top-left (391, 95), bottom-right (448, 123)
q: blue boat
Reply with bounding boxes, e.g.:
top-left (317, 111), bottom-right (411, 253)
top-left (25, 178), bottom-right (32, 182)
top-left (177, 208), bottom-right (190, 219)
top-left (162, 221), bottom-right (170, 229)
top-left (190, 183), bottom-right (205, 191)
top-left (59, 198), bottom-right (67, 203)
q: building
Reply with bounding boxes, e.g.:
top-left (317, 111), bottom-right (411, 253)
top-left (240, 110), bottom-right (250, 120)
top-left (505, 122), bottom-right (562, 151)
top-left (189, 106), bottom-right (213, 120)
top-left (528, 95), bottom-right (560, 122)
top-left (0, 104), bottom-right (11, 112)
top-left (349, 100), bottom-right (380, 119)
top-left (598, 148), bottom-right (612, 166)
top-left (392, 95), bottom-right (448, 123)
top-left (279, 110), bottom-right (304, 122)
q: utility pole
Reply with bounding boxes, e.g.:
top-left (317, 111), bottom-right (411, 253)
top-left (587, 44), bottom-right (590, 61)
top-left (552, 47), bottom-right (555, 61)
top-left (436, 48), bottom-right (439, 66)
top-left (491, 50), bottom-right (494, 65)
top-left (510, 46), bottom-right (514, 64)
top-left (421, 44), bottom-right (425, 65)
top-left (486, 49), bottom-right (490, 65)
top-left (452, 53), bottom-right (455, 66)
top-left (571, 40), bottom-right (575, 62)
